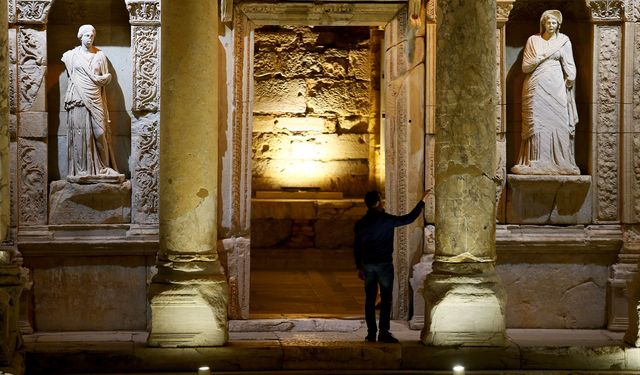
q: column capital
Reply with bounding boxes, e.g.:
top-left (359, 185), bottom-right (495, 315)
top-left (496, 0), bottom-right (514, 26)
top-left (586, 0), bottom-right (625, 22)
top-left (426, 0), bottom-right (436, 23)
top-left (126, 0), bottom-right (161, 26)
top-left (12, 0), bottom-right (53, 24)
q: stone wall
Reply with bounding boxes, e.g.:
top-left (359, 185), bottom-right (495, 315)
top-left (252, 26), bottom-right (380, 198)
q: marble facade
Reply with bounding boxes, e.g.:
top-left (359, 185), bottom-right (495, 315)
top-left (0, 0), bottom-right (638, 356)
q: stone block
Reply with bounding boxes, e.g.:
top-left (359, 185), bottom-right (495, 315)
top-left (31, 256), bottom-right (148, 331)
top-left (254, 79), bottom-right (306, 114)
top-left (307, 80), bottom-right (370, 116)
top-left (251, 219), bottom-right (291, 248)
top-left (148, 279), bottom-right (228, 347)
top-left (48, 180), bottom-right (132, 224)
top-left (498, 263), bottom-right (607, 328)
top-left (253, 133), bottom-right (369, 161)
top-left (252, 200), bottom-right (316, 220)
top-left (314, 219), bottom-right (355, 248)
top-left (348, 49), bottom-right (371, 81)
top-left (18, 111), bottom-right (47, 138)
top-left (506, 174), bottom-right (592, 224)
top-left (274, 117), bottom-right (326, 133)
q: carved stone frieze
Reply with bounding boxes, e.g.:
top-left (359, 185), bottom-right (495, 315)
top-left (587, 0), bottom-right (625, 21)
top-left (8, 66), bottom-right (17, 115)
top-left (623, 0), bottom-right (640, 20)
top-left (132, 26), bottom-right (160, 112)
top-left (15, 0), bottom-right (53, 24)
top-left (18, 139), bottom-right (46, 225)
top-left (634, 24), bottom-right (640, 134)
top-left (132, 115), bottom-right (159, 224)
top-left (126, 0), bottom-right (160, 26)
top-left (18, 28), bottom-right (44, 65)
top-left (17, 65), bottom-right (44, 112)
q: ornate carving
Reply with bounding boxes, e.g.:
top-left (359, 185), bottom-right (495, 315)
top-left (17, 28), bottom-right (45, 112)
top-left (595, 26), bottom-right (620, 221)
top-left (596, 133), bottom-right (618, 221)
top-left (126, 0), bottom-right (160, 25)
top-left (8, 66), bottom-right (17, 114)
top-left (18, 140), bottom-right (46, 225)
top-left (15, 0), bottom-right (53, 24)
top-left (587, 0), bottom-right (625, 21)
top-left (132, 26), bottom-right (160, 111)
top-left (8, 0), bottom-right (16, 24)
top-left (634, 26), bottom-right (640, 219)
top-left (396, 83), bottom-right (410, 320)
top-left (496, 1), bottom-right (514, 23)
top-left (597, 26), bottom-right (620, 133)
top-left (426, 0), bottom-right (436, 22)
top-left (132, 116), bottom-right (159, 223)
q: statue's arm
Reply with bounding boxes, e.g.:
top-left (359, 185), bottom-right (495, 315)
top-left (560, 39), bottom-right (577, 85)
top-left (93, 52), bottom-right (112, 86)
top-left (521, 37), bottom-right (539, 74)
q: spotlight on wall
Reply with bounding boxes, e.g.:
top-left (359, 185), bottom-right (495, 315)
top-left (452, 365), bottom-right (465, 375)
top-left (198, 366), bottom-right (211, 375)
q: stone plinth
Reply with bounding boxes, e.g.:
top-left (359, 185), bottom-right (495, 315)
top-left (0, 260), bottom-right (22, 367)
top-left (506, 175), bottom-right (592, 224)
top-left (48, 180), bottom-right (132, 224)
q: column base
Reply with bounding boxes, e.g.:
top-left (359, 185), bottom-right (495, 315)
top-left (148, 273), bottom-right (229, 347)
top-left (421, 263), bottom-right (507, 347)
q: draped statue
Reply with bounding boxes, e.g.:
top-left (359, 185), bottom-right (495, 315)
top-left (62, 24), bottom-right (123, 183)
top-left (511, 10), bottom-right (580, 175)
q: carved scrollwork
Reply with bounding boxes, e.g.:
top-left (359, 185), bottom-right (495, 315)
top-left (126, 0), bottom-right (161, 26)
top-left (626, 0), bottom-right (640, 21)
top-left (17, 28), bottom-right (45, 112)
top-left (15, 0), bottom-right (53, 24)
top-left (587, 0), bottom-right (625, 21)
top-left (132, 26), bottom-right (160, 111)
top-left (18, 140), bottom-right (46, 225)
top-left (133, 117), bottom-right (159, 223)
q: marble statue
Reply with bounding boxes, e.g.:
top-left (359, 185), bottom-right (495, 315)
top-left (62, 24), bottom-right (123, 183)
top-left (511, 10), bottom-right (580, 175)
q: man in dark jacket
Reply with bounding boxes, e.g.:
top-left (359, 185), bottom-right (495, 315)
top-left (354, 190), bottom-right (430, 343)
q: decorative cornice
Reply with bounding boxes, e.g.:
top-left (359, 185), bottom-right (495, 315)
top-left (587, 0), bottom-right (625, 22)
top-left (14, 0), bottom-right (53, 24)
top-left (125, 0), bottom-right (161, 26)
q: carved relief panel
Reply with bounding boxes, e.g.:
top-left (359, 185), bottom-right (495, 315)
top-left (127, 0), bottom-right (161, 225)
top-left (588, 1), bottom-right (623, 222)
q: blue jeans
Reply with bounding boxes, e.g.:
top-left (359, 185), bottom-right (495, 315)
top-left (363, 262), bottom-right (394, 335)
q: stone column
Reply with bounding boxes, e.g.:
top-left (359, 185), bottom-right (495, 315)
top-left (148, 0), bottom-right (228, 347)
top-left (421, 0), bottom-right (507, 346)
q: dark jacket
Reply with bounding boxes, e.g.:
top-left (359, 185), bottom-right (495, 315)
top-left (353, 200), bottom-right (425, 269)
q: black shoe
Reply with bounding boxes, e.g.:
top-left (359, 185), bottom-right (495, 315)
top-left (378, 332), bottom-right (399, 343)
top-left (365, 333), bottom-right (376, 342)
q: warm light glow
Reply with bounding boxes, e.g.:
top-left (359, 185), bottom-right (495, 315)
top-left (452, 365), bottom-right (465, 375)
top-left (198, 366), bottom-right (211, 375)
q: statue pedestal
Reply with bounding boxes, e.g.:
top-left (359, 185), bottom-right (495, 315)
top-left (506, 175), bottom-right (592, 224)
top-left (48, 180), bottom-right (131, 224)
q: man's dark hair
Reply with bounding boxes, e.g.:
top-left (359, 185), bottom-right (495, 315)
top-left (364, 190), bottom-right (381, 209)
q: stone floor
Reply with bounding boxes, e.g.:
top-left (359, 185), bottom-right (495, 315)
top-left (21, 319), bottom-right (640, 375)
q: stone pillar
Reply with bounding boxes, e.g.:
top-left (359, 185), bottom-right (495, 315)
top-left (421, 0), bottom-right (507, 346)
top-left (0, 1), bottom-right (23, 372)
top-left (148, 0), bottom-right (228, 347)
top-left (126, 0), bottom-right (161, 228)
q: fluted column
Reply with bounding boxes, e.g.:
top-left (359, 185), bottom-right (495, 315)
top-left (421, 0), bottom-right (507, 346)
top-left (148, 0), bottom-right (228, 347)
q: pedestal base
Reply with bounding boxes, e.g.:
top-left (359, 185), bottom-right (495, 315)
top-left (422, 263), bottom-right (507, 346)
top-left (148, 273), bottom-right (229, 347)
top-left (49, 180), bottom-right (131, 224)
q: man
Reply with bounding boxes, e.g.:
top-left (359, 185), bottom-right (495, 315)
top-left (354, 190), bottom-right (430, 343)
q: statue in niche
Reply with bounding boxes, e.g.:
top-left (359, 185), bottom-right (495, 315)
top-left (511, 10), bottom-right (580, 175)
top-left (62, 24), bottom-right (123, 183)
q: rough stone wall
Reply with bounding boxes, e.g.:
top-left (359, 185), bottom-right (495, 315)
top-left (252, 26), bottom-right (379, 198)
